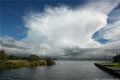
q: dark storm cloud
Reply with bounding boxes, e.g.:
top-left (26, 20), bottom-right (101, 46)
top-left (63, 47), bottom-right (99, 56)
top-left (0, 36), bottom-right (119, 60)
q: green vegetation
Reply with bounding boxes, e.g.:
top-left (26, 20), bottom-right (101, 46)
top-left (0, 50), bottom-right (7, 61)
top-left (102, 62), bottom-right (120, 67)
top-left (101, 54), bottom-right (120, 68)
top-left (46, 58), bottom-right (56, 65)
top-left (28, 55), bottom-right (41, 61)
top-left (0, 60), bottom-right (47, 69)
top-left (8, 55), bottom-right (22, 60)
top-left (113, 54), bottom-right (120, 62)
top-left (0, 50), bottom-right (56, 69)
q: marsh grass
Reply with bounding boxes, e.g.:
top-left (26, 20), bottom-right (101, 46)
top-left (0, 60), bottom-right (55, 69)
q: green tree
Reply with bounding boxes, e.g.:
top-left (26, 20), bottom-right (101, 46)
top-left (45, 58), bottom-right (55, 65)
top-left (8, 55), bottom-right (22, 60)
top-left (0, 50), bottom-right (7, 61)
top-left (113, 55), bottom-right (120, 62)
top-left (28, 55), bottom-right (41, 61)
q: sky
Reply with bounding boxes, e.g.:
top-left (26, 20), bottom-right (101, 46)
top-left (0, 0), bottom-right (120, 60)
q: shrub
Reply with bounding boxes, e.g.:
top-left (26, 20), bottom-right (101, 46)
top-left (28, 55), bottom-right (41, 61)
top-left (45, 58), bottom-right (56, 65)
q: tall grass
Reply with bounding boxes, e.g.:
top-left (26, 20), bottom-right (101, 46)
top-left (0, 60), bottom-right (56, 69)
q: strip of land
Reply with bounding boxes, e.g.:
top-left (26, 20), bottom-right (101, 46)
top-left (95, 63), bottom-right (120, 78)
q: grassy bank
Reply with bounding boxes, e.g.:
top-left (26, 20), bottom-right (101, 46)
top-left (102, 62), bottom-right (120, 67)
top-left (0, 60), bottom-right (56, 69)
top-left (0, 50), bottom-right (56, 69)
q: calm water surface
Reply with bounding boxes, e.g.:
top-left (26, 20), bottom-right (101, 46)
top-left (0, 61), bottom-right (119, 80)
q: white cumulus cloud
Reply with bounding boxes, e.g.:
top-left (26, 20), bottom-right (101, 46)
top-left (20, 1), bottom-right (119, 57)
top-left (1, 0), bottom-right (120, 59)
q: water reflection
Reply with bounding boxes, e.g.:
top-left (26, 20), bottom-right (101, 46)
top-left (0, 61), bottom-right (119, 80)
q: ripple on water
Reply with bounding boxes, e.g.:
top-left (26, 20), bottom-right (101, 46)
top-left (0, 61), bottom-right (119, 80)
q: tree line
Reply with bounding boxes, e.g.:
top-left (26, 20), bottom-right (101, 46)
top-left (113, 53), bottom-right (120, 62)
top-left (0, 50), bottom-right (54, 65)
top-left (0, 50), bottom-right (41, 61)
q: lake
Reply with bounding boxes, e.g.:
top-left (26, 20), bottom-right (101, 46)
top-left (0, 61), bottom-right (119, 80)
